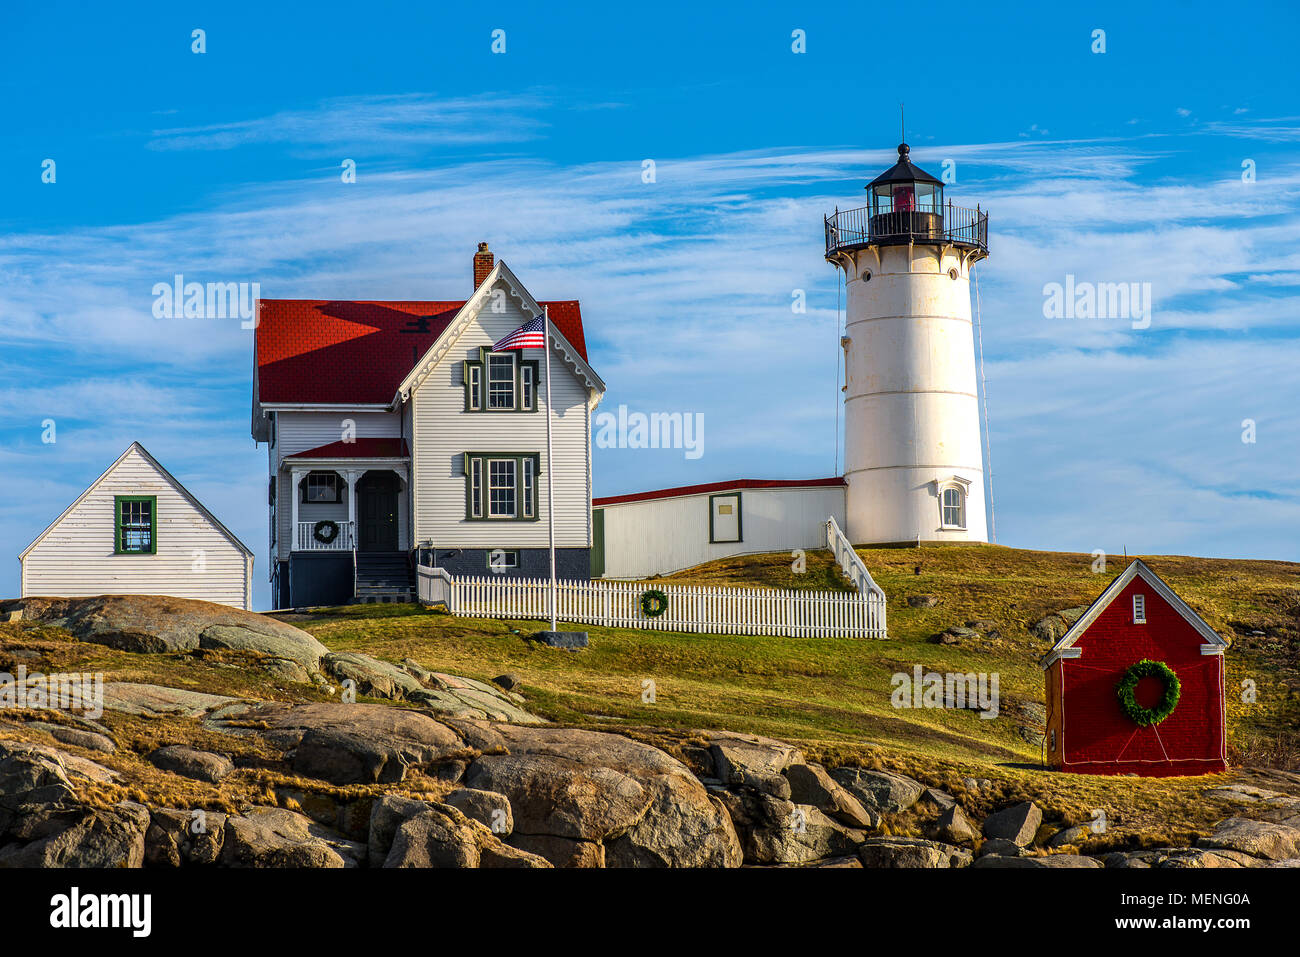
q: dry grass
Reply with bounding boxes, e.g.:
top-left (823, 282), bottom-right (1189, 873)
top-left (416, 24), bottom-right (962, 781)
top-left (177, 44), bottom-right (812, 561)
top-left (2, 541), bottom-right (1295, 846)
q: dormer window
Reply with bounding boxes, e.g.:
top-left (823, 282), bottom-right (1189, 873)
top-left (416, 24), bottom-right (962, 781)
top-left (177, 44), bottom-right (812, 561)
top-left (1133, 594), bottom-right (1146, 624)
top-left (464, 347), bottom-right (539, 413)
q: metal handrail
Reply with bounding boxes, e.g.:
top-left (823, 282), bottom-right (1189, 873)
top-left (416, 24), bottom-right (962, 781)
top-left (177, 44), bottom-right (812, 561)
top-left (825, 516), bottom-right (887, 602)
top-left (825, 202), bottom-right (988, 257)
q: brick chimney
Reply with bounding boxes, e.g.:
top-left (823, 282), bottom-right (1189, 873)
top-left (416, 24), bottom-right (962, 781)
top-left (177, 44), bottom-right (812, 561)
top-left (473, 242), bottom-right (494, 289)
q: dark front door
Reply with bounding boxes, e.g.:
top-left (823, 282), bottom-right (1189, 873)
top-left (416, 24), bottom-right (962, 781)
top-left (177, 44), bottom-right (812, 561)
top-left (357, 472), bottom-right (399, 552)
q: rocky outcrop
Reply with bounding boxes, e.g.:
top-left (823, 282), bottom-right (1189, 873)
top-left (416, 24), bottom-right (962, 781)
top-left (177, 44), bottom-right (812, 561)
top-left (1198, 817), bottom-right (1300, 861)
top-left (831, 768), bottom-right (924, 814)
top-left (467, 726), bottom-right (741, 868)
top-left (147, 746), bottom-right (233, 783)
top-left (982, 802), bottom-right (1042, 846)
top-left (1031, 606), bottom-right (1088, 643)
top-left (972, 852), bottom-right (1101, 868)
top-left (857, 837), bottom-right (970, 868)
top-left (145, 808), bottom-right (228, 866)
top-left (322, 652), bottom-right (543, 723)
top-left (5, 595), bottom-right (1292, 871)
top-left (784, 763), bottom-right (876, 829)
top-left (222, 807), bottom-right (365, 868)
top-left (6, 595), bottom-right (327, 672)
top-left (0, 801), bottom-right (149, 867)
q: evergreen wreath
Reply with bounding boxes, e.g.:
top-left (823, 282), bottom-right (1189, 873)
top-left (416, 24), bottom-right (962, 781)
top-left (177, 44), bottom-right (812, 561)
top-left (640, 589), bottom-right (669, 619)
top-left (312, 519), bottom-right (340, 544)
top-left (1115, 659), bottom-right (1180, 726)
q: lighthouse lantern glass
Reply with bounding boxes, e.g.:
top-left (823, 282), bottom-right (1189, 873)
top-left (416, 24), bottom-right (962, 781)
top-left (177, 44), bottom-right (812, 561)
top-left (871, 182), bottom-right (943, 215)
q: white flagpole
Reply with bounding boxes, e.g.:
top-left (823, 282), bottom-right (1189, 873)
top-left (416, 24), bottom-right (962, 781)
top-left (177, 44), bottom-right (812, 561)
top-left (543, 306), bottom-right (557, 632)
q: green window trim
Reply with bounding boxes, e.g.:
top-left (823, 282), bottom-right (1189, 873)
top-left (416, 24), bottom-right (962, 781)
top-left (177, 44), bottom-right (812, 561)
top-left (462, 452), bottom-right (541, 522)
top-left (708, 491), bottom-right (743, 544)
top-left (114, 495), bottom-right (158, 555)
top-left (463, 346), bottom-right (540, 413)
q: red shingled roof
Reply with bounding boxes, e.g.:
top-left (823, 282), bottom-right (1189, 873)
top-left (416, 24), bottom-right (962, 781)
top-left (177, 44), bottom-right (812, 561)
top-left (284, 438), bottom-right (410, 459)
top-left (256, 299), bottom-right (587, 405)
top-left (593, 477), bottom-right (845, 507)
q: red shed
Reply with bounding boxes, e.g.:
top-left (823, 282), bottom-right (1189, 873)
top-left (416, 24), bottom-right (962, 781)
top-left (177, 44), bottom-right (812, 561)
top-left (1042, 559), bottom-right (1227, 777)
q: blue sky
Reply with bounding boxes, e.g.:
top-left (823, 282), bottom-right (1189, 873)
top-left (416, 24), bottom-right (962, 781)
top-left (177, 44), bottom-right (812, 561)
top-left (3, 1), bottom-right (1298, 609)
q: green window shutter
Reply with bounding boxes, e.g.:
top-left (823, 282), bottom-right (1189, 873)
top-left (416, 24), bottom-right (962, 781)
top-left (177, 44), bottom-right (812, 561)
top-left (591, 508), bottom-right (605, 577)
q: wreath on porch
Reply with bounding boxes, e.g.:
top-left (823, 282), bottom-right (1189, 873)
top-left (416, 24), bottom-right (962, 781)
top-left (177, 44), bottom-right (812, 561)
top-left (1115, 659), bottom-right (1181, 727)
top-left (312, 519), bottom-right (340, 545)
top-left (640, 589), bottom-right (669, 619)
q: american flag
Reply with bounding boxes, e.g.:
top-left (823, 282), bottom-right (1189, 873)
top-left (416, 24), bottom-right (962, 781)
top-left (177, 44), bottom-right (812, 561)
top-left (493, 315), bottom-right (545, 351)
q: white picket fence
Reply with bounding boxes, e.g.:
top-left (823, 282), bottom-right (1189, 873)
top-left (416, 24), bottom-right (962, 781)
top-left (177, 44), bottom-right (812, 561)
top-left (418, 565), bottom-right (887, 639)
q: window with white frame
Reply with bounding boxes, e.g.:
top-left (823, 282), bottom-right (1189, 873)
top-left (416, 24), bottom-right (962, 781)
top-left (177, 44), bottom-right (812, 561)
top-left (1133, 594), bottom-right (1146, 624)
top-left (464, 452), bottom-right (539, 520)
top-left (488, 548), bottom-right (520, 572)
top-left (303, 471), bottom-right (341, 503)
top-left (487, 354), bottom-right (516, 409)
top-left (940, 486), bottom-right (966, 529)
top-left (488, 459), bottom-right (517, 517)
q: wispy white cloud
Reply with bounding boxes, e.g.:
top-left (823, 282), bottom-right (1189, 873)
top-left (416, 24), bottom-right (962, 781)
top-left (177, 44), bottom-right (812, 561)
top-left (146, 92), bottom-right (554, 152)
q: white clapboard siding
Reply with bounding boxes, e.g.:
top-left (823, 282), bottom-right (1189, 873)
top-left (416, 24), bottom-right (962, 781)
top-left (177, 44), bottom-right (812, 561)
top-left (598, 485), bottom-right (847, 579)
top-left (419, 568), bottom-right (887, 639)
top-left (411, 287), bottom-right (592, 549)
top-left (274, 410), bottom-right (401, 458)
top-left (20, 443), bottom-right (253, 609)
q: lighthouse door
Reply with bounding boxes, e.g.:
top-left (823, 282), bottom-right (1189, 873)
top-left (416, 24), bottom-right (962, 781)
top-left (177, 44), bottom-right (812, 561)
top-left (709, 493), bottom-right (742, 543)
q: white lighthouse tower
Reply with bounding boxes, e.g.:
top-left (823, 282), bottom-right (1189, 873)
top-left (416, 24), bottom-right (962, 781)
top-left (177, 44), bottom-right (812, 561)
top-left (825, 142), bottom-right (990, 545)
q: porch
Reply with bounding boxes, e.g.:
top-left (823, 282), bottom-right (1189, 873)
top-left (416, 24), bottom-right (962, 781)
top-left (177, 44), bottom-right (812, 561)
top-left (284, 447), bottom-right (411, 556)
top-left (278, 444), bottom-right (413, 605)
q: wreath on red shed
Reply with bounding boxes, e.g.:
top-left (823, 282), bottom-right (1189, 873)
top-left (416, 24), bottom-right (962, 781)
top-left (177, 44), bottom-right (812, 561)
top-left (1115, 659), bottom-right (1181, 727)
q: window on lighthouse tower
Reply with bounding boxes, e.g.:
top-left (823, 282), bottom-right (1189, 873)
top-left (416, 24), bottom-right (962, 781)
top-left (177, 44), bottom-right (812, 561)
top-left (941, 487), bottom-right (966, 529)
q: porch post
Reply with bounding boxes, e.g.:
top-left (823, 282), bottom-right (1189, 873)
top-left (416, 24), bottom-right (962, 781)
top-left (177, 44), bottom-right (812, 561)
top-left (394, 465), bottom-right (410, 550)
top-left (290, 468), bottom-right (305, 550)
top-left (343, 469), bottom-right (363, 549)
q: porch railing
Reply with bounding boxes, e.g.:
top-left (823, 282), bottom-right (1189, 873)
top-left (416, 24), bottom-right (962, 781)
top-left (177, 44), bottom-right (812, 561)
top-left (296, 520), bottom-right (355, 551)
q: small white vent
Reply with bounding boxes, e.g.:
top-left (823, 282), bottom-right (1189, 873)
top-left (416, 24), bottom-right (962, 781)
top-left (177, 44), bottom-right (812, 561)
top-left (1133, 594), bottom-right (1147, 624)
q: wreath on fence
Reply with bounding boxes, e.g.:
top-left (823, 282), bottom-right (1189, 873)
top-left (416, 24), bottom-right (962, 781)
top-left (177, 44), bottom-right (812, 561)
top-left (640, 589), bottom-right (669, 619)
top-left (312, 519), bottom-right (340, 545)
top-left (1115, 659), bottom-right (1181, 727)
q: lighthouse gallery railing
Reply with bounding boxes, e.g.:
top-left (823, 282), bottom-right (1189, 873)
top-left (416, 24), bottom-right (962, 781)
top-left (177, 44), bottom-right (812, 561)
top-left (825, 203), bottom-right (988, 257)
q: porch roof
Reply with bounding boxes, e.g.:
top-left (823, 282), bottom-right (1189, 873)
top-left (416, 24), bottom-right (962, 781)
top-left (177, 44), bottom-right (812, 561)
top-left (284, 438), bottom-right (410, 460)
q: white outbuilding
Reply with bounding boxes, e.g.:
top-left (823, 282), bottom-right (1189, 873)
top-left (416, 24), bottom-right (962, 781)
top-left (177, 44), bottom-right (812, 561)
top-left (592, 478), bottom-right (846, 579)
top-left (19, 442), bottom-right (254, 609)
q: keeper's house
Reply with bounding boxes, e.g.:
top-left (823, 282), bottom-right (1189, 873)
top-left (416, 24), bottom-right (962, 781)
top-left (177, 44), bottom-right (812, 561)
top-left (1041, 559), bottom-right (1228, 777)
top-left (19, 442), bottom-right (254, 610)
top-left (593, 478), bottom-right (846, 579)
top-left (252, 244), bottom-right (604, 607)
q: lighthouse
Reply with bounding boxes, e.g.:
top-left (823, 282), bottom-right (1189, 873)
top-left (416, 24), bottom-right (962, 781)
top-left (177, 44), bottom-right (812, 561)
top-left (825, 143), bottom-right (990, 545)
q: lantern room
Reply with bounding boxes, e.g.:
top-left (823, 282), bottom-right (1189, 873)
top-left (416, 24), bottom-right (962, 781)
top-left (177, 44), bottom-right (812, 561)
top-left (867, 143), bottom-right (945, 214)
top-left (865, 142), bottom-right (946, 241)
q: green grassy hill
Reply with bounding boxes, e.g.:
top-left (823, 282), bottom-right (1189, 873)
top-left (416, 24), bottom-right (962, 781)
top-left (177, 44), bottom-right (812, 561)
top-left (288, 542), bottom-right (1299, 847)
